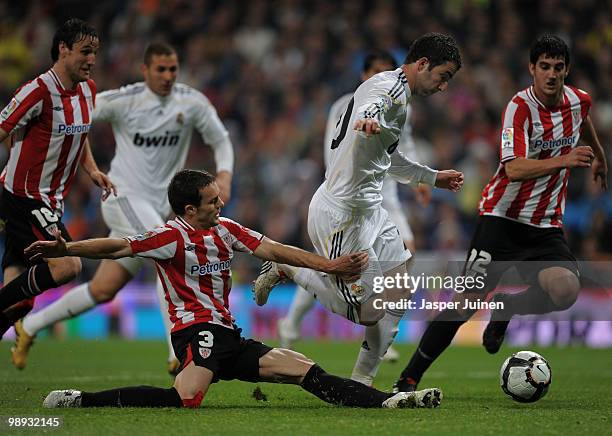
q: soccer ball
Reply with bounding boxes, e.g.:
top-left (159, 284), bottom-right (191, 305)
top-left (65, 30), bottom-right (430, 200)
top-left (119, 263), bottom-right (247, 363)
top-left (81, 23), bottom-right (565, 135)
top-left (500, 350), bottom-right (551, 403)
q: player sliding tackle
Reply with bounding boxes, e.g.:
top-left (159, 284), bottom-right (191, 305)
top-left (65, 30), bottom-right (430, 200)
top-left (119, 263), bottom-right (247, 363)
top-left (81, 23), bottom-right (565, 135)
top-left (27, 170), bottom-right (442, 409)
top-left (254, 33), bottom-right (464, 387)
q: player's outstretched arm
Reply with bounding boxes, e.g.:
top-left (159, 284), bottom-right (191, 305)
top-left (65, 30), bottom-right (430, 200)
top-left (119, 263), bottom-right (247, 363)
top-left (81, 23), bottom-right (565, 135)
top-left (253, 238), bottom-right (368, 282)
top-left (24, 231), bottom-right (133, 262)
top-left (505, 146), bottom-right (595, 182)
top-left (580, 115), bottom-right (608, 190)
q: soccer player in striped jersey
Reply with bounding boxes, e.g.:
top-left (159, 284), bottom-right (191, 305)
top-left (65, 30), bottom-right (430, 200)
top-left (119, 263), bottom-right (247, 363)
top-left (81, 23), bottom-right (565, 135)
top-left (29, 169), bottom-right (442, 409)
top-left (0, 19), bottom-right (115, 337)
top-left (11, 42), bottom-right (234, 375)
top-left (254, 33), bottom-right (464, 387)
top-left (277, 51), bottom-right (431, 365)
top-left (393, 35), bottom-right (608, 393)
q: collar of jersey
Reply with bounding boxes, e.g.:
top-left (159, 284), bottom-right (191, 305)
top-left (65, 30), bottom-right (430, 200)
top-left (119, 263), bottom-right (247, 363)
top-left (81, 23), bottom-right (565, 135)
top-left (144, 83), bottom-right (173, 104)
top-left (397, 68), bottom-right (411, 99)
top-left (49, 69), bottom-right (80, 97)
top-left (527, 85), bottom-right (567, 111)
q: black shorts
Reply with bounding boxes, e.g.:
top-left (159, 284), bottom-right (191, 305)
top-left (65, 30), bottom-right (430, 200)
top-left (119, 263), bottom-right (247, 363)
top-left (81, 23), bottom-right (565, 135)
top-left (465, 215), bottom-right (579, 293)
top-left (171, 322), bottom-right (273, 383)
top-left (0, 189), bottom-right (72, 270)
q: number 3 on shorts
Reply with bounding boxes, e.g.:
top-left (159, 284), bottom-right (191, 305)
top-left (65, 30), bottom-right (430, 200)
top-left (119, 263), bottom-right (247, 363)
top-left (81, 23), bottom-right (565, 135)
top-left (198, 331), bottom-right (214, 348)
top-left (466, 249), bottom-right (491, 277)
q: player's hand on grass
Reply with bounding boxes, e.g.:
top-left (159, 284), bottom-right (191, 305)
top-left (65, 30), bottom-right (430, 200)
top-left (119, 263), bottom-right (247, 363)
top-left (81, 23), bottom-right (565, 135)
top-left (327, 251), bottom-right (369, 282)
top-left (591, 156), bottom-right (608, 190)
top-left (24, 230), bottom-right (67, 261)
top-left (354, 118), bottom-right (381, 136)
top-left (563, 146), bottom-right (594, 169)
top-left (435, 170), bottom-right (464, 192)
top-left (90, 170), bottom-right (117, 201)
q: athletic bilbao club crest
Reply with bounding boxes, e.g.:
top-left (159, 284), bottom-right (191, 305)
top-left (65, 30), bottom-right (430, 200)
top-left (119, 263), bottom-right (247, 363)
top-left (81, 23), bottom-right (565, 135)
top-left (199, 347), bottom-right (211, 359)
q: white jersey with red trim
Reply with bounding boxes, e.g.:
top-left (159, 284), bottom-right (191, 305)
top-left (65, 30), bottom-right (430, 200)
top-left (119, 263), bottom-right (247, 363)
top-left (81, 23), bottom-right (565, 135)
top-left (479, 85), bottom-right (591, 228)
top-left (94, 82), bottom-right (233, 215)
top-left (126, 216), bottom-right (263, 332)
top-left (0, 69), bottom-right (96, 213)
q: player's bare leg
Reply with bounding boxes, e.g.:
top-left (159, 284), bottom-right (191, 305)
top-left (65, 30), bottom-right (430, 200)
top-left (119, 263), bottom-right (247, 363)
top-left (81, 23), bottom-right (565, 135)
top-left (483, 266), bottom-right (579, 354)
top-left (0, 257), bottom-right (81, 339)
top-left (394, 290), bottom-right (481, 392)
top-left (43, 361), bottom-right (207, 409)
top-left (260, 348), bottom-right (442, 408)
top-left (14, 260), bottom-right (132, 369)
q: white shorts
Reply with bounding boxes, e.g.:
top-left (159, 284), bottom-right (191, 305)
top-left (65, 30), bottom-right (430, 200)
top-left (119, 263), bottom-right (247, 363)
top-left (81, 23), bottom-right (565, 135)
top-left (381, 177), bottom-right (414, 243)
top-left (307, 187), bottom-right (411, 322)
top-left (100, 195), bottom-right (167, 276)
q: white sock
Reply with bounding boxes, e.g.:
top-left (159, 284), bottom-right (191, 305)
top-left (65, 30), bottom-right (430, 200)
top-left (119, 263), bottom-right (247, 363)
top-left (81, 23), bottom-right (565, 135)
top-left (351, 310), bottom-right (405, 384)
top-left (284, 286), bottom-right (316, 330)
top-left (155, 279), bottom-right (176, 361)
top-left (22, 283), bottom-right (96, 336)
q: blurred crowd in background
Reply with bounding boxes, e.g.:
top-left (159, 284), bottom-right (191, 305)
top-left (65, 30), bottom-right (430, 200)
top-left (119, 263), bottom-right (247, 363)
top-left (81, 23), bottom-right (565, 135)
top-left (1, 0), bottom-right (611, 284)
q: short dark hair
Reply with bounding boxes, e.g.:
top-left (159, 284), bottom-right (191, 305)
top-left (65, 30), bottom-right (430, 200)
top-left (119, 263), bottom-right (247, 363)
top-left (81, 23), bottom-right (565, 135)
top-left (529, 35), bottom-right (570, 65)
top-left (51, 18), bottom-right (98, 62)
top-left (168, 169), bottom-right (216, 215)
top-left (363, 50), bottom-right (397, 73)
top-left (404, 32), bottom-right (462, 71)
top-left (144, 42), bottom-right (177, 66)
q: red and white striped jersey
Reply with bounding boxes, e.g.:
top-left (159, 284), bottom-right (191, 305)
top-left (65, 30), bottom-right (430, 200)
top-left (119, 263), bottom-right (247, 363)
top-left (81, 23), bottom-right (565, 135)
top-left (0, 69), bottom-right (96, 213)
top-left (126, 216), bottom-right (264, 333)
top-left (479, 85), bottom-right (591, 228)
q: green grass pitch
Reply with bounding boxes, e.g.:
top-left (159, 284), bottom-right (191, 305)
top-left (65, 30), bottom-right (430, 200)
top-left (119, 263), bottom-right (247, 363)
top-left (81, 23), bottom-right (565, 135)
top-left (1, 339), bottom-right (610, 435)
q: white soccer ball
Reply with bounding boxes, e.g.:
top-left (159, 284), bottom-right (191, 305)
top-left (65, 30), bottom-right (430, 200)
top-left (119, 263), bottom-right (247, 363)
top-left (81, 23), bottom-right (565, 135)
top-left (500, 350), bottom-right (551, 403)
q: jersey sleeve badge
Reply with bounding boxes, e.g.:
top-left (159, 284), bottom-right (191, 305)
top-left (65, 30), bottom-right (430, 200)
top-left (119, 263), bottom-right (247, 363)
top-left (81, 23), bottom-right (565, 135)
top-left (501, 127), bottom-right (514, 149)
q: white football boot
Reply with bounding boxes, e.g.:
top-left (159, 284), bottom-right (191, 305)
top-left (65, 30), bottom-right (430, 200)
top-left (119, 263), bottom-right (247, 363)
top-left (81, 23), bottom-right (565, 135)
top-left (43, 389), bottom-right (83, 408)
top-left (252, 261), bottom-right (288, 306)
top-left (382, 388), bottom-right (443, 409)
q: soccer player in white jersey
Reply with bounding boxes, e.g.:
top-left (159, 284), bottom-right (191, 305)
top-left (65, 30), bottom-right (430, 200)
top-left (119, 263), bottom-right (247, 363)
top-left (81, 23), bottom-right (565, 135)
top-left (254, 33), bottom-right (464, 386)
top-left (393, 35), bottom-right (608, 393)
top-left (29, 169), bottom-right (442, 410)
top-left (0, 19), bottom-right (115, 337)
top-left (277, 51), bottom-right (431, 365)
top-left (12, 43), bottom-right (234, 374)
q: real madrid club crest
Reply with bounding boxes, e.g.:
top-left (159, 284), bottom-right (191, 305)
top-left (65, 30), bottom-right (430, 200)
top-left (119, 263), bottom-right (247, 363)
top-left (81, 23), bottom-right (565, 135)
top-left (176, 112), bottom-right (184, 125)
top-left (350, 283), bottom-right (365, 298)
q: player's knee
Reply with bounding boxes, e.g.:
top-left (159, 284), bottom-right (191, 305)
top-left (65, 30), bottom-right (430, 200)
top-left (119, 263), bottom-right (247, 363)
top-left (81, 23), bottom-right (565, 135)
top-left (89, 281), bottom-right (118, 303)
top-left (49, 257), bottom-right (82, 284)
top-left (542, 272), bottom-right (580, 310)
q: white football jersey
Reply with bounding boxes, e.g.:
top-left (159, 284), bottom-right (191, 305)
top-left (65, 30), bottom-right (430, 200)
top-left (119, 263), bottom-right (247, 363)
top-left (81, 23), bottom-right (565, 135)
top-left (323, 68), bottom-right (436, 209)
top-left (324, 92), bottom-right (418, 203)
top-left (94, 82), bottom-right (233, 213)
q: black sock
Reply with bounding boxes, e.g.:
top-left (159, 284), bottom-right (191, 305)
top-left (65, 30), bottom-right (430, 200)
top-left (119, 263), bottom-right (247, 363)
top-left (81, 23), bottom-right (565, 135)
top-left (0, 264), bottom-right (58, 311)
top-left (502, 286), bottom-right (557, 317)
top-left (300, 364), bottom-right (392, 408)
top-left (399, 309), bottom-right (467, 383)
top-left (81, 386), bottom-right (182, 408)
top-left (0, 311), bottom-right (12, 337)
